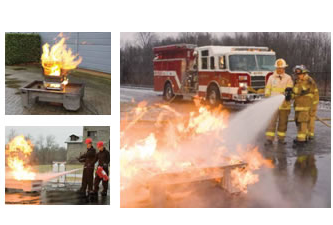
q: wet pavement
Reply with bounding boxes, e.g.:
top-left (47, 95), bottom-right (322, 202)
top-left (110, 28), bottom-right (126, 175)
top-left (120, 87), bottom-right (331, 208)
top-left (6, 66), bottom-right (111, 115)
top-left (5, 183), bottom-right (110, 205)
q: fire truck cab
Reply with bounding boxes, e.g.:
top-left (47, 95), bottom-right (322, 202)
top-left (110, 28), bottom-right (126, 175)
top-left (153, 44), bottom-right (276, 106)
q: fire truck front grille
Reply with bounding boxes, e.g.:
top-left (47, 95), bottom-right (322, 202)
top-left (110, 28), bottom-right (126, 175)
top-left (251, 76), bottom-right (265, 90)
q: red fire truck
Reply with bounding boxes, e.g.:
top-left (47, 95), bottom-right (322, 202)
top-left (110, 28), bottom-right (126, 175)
top-left (153, 44), bottom-right (276, 106)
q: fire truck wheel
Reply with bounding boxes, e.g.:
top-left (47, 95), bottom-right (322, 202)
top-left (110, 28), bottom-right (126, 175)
top-left (207, 85), bottom-right (221, 107)
top-left (163, 82), bottom-right (174, 101)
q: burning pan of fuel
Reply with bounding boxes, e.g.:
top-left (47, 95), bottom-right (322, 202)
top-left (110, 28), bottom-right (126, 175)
top-left (120, 96), bottom-right (279, 207)
top-left (20, 33), bottom-right (85, 111)
top-left (5, 135), bottom-right (80, 193)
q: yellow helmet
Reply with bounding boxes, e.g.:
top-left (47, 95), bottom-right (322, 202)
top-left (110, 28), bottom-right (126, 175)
top-left (274, 58), bottom-right (288, 68)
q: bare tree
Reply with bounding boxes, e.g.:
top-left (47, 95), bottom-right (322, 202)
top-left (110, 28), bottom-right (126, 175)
top-left (136, 32), bottom-right (157, 48)
top-left (7, 129), bottom-right (17, 142)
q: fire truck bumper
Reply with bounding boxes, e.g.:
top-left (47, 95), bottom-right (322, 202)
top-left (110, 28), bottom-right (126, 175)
top-left (232, 93), bottom-right (264, 102)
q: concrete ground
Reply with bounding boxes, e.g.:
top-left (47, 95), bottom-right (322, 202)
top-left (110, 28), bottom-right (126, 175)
top-left (120, 87), bottom-right (331, 208)
top-left (6, 65), bottom-right (111, 115)
top-left (5, 181), bottom-right (110, 205)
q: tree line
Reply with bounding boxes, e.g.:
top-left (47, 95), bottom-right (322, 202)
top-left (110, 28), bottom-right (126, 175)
top-left (6, 129), bottom-right (67, 165)
top-left (120, 32), bottom-right (331, 95)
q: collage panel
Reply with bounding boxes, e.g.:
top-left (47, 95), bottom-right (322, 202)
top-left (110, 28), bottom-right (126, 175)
top-left (5, 126), bottom-right (110, 205)
top-left (5, 32), bottom-right (111, 115)
top-left (120, 32), bottom-right (331, 208)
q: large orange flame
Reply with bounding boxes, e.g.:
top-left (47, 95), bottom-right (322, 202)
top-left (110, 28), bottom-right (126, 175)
top-left (41, 33), bottom-right (82, 86)
top-left (121, 101), bottom-right (273, 193)
top-left (6, 135), bottom-right (36, 180)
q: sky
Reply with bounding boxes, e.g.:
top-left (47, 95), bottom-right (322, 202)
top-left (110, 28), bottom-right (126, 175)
top-left (120, 32), bottom-right (234, 47)
top-left (5, 126), bottom-right (83, 147)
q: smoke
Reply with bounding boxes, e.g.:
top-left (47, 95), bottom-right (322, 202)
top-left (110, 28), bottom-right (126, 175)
top-left (164, 95), bottom-right (285, 166)
top-left (222, 95), bottom-right (285, 151)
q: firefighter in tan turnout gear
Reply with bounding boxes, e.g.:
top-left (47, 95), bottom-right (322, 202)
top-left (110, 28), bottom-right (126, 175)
top-left (292, 65), bottom-right (318, 147)
top-left (265, 58), bottom-right (293, 145)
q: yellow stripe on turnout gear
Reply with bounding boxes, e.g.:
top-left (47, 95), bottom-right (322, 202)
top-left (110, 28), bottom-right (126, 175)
top-left (271, 87), bottom-right (285, 93)
top-left (295, 106), bottom-right (310, 111)
top-left (297, 133), bottom-right (307, 139)
top-left (265, 132), bottom-right (275, 137)
top-left (277, 132), bottom-right (286, 137)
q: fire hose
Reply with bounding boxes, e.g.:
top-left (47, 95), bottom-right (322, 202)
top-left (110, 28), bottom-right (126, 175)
top-left (288, 117), bottom-right (331, 128)
top-left (314, 116), bottom-right (331, 128)
top-left (284, 89), bottom-right (331, 128)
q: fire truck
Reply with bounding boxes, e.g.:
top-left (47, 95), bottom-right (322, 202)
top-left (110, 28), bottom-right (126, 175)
top-left (153, 44), bottom-right (276, 106)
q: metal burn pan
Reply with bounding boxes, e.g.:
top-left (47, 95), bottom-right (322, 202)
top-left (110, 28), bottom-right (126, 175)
top-left (5, 179), bottom-right (43, 192)
top-left (123, 161), bottom-right (247, 207)
top-left (20, 80), bottom-right (85, 111)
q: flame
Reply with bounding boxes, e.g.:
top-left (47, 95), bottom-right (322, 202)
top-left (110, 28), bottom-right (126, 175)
top-left (230, 168), bottom-right (259, 193)
top-left (6, 135), bottom-right (36, 180)
top-left (41, 33), bottom-right (82, 86)
top-left (120, 100), bottom-right (273, 194)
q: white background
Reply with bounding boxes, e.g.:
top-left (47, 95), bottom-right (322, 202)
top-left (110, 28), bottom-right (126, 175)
top-left (0, 0), bottom-right (332, 224)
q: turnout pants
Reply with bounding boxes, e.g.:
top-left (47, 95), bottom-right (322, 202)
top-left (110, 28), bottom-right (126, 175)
top-left (295, 109), bottom-right (310, 142)
top-left (94, 168), bottom-right (109, 193)
top-left (308, 104), bottom-right (318, 138)
top-left (266, 109), bottom-right (290, 141)
top-left (80, 167), bottom-right (94, 193)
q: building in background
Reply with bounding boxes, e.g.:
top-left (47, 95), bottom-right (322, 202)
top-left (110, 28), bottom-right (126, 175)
top-left (66, 126), bottom-right (110, 162)
top-left (38, 32), bottom-right (111, 74)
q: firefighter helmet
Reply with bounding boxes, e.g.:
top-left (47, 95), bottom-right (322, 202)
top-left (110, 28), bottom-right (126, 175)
top-left (275, 58), bottom-right (288, 68)
top-left (97, 141), bottom-right (104, 148)
top-left (293, 65), bottom-right (309, 75)
top-left (85, 138), bottom-right (92, 144)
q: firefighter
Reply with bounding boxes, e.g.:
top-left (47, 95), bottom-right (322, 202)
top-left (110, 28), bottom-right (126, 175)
top-left (93, 141), bottom-right (110, 196)
top-left (77, 138), bottom-right (96, 195)
top-left (307, 69), bottom-right (320, 140)
top-left (264, 58), bottom-right (293, 145)
top-left (292, 65), bottom-right (318, 147)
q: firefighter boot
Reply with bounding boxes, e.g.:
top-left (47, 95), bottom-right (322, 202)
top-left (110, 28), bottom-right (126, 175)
top-left (292, 140), bottom-right (306, 148)
top-left (264, 139), bottom-right (273, 146)
top-left (278, 139), bottom-right (286, 145)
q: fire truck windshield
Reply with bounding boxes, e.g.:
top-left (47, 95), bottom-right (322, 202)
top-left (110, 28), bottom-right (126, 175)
top-left (257, 55), bottom-right (276, 71)
top-left (229, 55), bottom-right (275, 72)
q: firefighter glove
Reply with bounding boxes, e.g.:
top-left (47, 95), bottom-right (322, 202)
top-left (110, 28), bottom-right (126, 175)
top-left (300, 89), bottom-right (310, 96)
top-left (285, 87), bottom-right (292, 101)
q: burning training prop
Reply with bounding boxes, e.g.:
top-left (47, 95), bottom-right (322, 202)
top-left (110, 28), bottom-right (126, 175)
top-left (20, 34), bottom-right (85, 111)
top-left (6, 135), bottom-right (36, 181)
top-left (121, 101), bottom-right (274, 206)
top-left (5, 135), bottom-right (83, 192)
top-left (41, 34), bottom-right (82, 90)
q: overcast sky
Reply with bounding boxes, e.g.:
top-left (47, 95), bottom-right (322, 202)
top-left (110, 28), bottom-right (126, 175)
top-left (120, 32), bottom-right (234, 47)
top-left (5, 126), bottom-right (83, 147)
